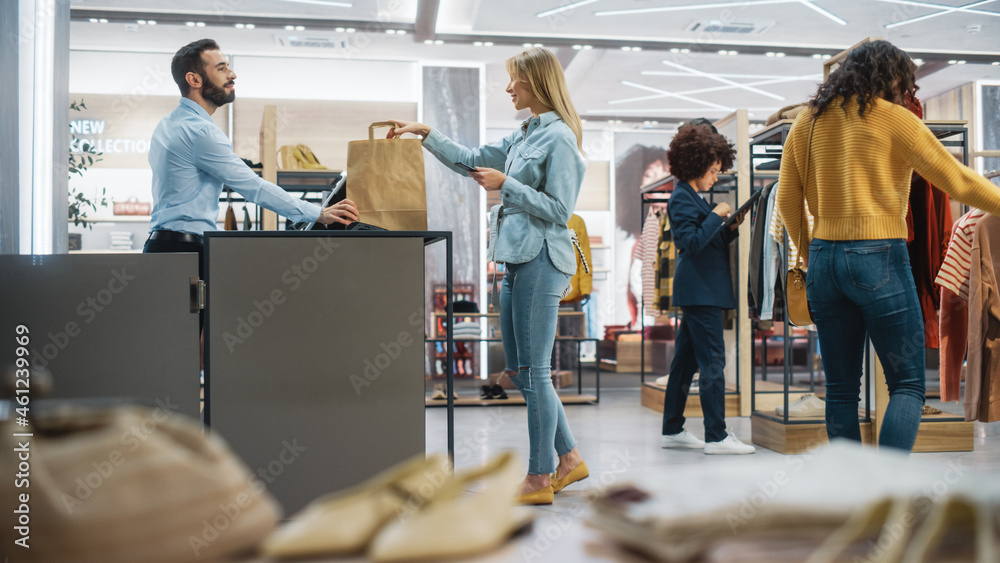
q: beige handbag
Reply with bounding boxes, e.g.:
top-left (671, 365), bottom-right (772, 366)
top-left (786, 116), bottom-right (816, 327)
top-left (0, 405), bottom-right (281, 563)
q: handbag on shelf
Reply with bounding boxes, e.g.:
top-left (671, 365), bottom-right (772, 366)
top-left (785, 115), bottom-right (816, 328)
top-left (0, 403), bottom-right (281, 563)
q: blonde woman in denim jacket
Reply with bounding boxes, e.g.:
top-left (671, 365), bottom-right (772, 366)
top-left (387, 47), bottom-right (588, 505)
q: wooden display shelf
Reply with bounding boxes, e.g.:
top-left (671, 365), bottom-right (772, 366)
top-left (425, 394), bottom-right (597, 407)
top-left (640, 382), bottom-right (740, 418)
top-left (751, 413), bottom-right (874, 454)
top-left (860, 409), bottom-right (974, 453)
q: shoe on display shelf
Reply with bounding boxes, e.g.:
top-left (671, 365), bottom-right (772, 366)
top-left (661, 429), bottom-right (705, 450)
top-left (490, 384), bottom-right (508, 400)
top-left (704, 432), bottom-right (756, 455)
top-left (480, 385), bottom-right (492, 400)
top-left (654, 375), bottom-right (669, 387)
top-left (774, 394), bottom-right (826, 418)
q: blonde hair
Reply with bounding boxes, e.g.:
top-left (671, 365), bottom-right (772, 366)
top-left (506, 47), bottom-right (584, 152)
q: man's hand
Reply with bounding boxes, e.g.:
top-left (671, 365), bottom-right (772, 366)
top-left (712, 202), bottom-right (731, 218)
top-left (470, 168), bottom-right (506, 191)
top-left (385, 119), bottom-right (431, 139)
top-left (320, 198), bottom-right (359, 226)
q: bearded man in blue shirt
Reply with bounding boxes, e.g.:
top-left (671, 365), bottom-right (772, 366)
top-left (143, 38), bottom-right (358, 266)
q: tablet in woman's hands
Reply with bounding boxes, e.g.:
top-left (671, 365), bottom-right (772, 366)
top-left (454, 162), bottom-right (477, 172)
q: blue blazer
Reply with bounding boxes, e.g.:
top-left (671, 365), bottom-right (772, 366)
top-left (667, 181), bottom-right (738, 309)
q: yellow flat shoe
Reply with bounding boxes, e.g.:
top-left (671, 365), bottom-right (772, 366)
top-left (517, 484), bottom-right (554, 506)
top-left (551, 461), bottom-right (589, 493)
top-left (296, 144), bottom-right (328, 169)
top-left (260, 453), bottom-right (451, 559)
top-left (369, 451), bottom-right (534, 562)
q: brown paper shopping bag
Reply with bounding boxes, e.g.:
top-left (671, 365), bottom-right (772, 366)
top-left (346, 121), bottom-right (428, 231)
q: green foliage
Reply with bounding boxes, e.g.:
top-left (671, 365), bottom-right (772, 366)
top-left (68, 99), bottom-right (108, 229)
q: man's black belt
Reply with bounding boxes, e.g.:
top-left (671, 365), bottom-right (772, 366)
top-left (149, 230), bottom-right (204, 245)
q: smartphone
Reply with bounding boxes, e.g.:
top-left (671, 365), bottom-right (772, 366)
top-left (454, 162), bottom-right (477, 173)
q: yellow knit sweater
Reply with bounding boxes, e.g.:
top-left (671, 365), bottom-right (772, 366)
top-left (777, 97), bottom-right (1000, 265)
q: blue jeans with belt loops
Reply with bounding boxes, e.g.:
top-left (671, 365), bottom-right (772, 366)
top-left (500, 242), bottom-right (577, 475)
top-left (806, 239), bottom-right (925, 452)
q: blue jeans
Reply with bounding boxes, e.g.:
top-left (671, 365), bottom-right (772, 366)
top-left (806, 239), bottom-right (925, 451)
top-left (661, 306), bottom-right (728, 443)
top-left (500, 242), bottom-right (577, 475)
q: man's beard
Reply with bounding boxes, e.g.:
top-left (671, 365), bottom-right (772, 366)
top-left (201, 73), bottom-right (235, 107)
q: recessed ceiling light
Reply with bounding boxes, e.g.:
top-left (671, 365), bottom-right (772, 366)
top-left (99, 18), bottom-right (108, 23)
top-left (345, 27), bottom-right (356, 32)
top-left (246, 23), bottom-right (254, 29)
top-left (484, 41), bottom-right (494, 46)
top-left (89, 18), bottom-right (98, 23)
top-left (573, 45), bottom-right (583, 50)
top-left (424, 39), bottom-right (433, 45)
top-left (728, 50), bottom-right (737, 56)
top-left (583, 45), bottom-right (592, 50)
top-left (948, 60), bottom-right (958, 64)
top-left (523, 43), bottom-right (533, 48)
top-left (913, 58), bottom-right (924, 65)
top-left (285, 25), bottom-right (295, 30)
top-left (680, 48), bottom-right (690, 53)
top-left (812, 54), bottom-right (823, 59)
top-left (147, 20), bottom-right (156, 25)
top-left (622, 46), bottom-right (631, 52)
top-left (235, 23), bottom-right (245, 29)
top-left (765, 52), bottom-right (775, 57)
top-left (534, 43), bottom-right (543, 47)
top-left (718, 50), bottom-right (728, 55)
top-left (822, 54), bottom-right (832, 60)
top-left (993, 62), bottom-right (1000, 66)
top-left (957, 60), bottom-right (966, 64)
top-left (474, 41), bottom-right (484, 47)
top-left (196, 22), bottom-right (206, 27)
top-left (434, 39), bottom-right (444, 45)
top-left (775, 52), bottom-right (785, 57)
top-left (386, 29), bottom-right (397, 34)
top-left (670, 48), bottom-right (680, 53)
top-left (186, 22), bottom-right (196, 27)
top-left (295, 25), bottom-right (305, 31)
top-left (335, 27), bottom-right (345, 32)
top-left (137, 20), bottom-right (147, 25)
top-left (397, 30), bottom-right (406, 35)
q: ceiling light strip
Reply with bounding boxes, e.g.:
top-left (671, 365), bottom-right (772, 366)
top-left (660, 60), bottom-right (786, 101)
top-left (536, 0), bottom-right (601, 18)
top-left (879, 0), bottom-right (1000, 29)
top-left (276, 0), bottom-right (353, 7)
top-left (797, 0), bottom-right (848, 25)
top-left (641, 71), bottom-right (822, 80)
top-left (621, 80), bottom-right (733, 110)
top-left (596, 0), bottom-right (795, 17)
top-left (612, 76), bottom-right (820, 105)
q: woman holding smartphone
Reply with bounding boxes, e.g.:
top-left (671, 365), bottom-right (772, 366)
top-left (387, 47), bottom-right (588, 505)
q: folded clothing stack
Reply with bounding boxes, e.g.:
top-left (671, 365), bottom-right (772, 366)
top-left (109, 231), bottom-right (133, 251)
top-left (453, 321), bottom-right (482, 339)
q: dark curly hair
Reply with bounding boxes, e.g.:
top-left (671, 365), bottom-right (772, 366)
top-left (809, 39), bottom-right (918, 119)
top-left (666, 122), bottom-right (735, 182)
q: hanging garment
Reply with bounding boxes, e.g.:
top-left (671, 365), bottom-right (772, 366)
top-left (937, 210), bottom-right (987, 403)
top-left (655, 210), bottom-right (676, 312)
top-left (939, 286), bottom-right (968, 403)
top-left (936, 209), bottom-right (989, 300)
top-left (906, 173), bottom-right (952, 349)
top-left (965, 213), bottom-right (1000, 422)
top-left (761, 186), bottom-right (785, 321)
top-left (242, 205), bottom-right (253, 230)
top-left (748, 181), bottom-right (778, 317)
top-left (638, 206), bottom-right (664, 316)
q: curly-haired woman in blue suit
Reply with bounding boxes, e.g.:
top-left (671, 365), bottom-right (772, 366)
top-left (660, 122), bottom-right (755, 455)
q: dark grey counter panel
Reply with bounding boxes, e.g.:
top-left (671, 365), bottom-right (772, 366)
top-left (205, 234), bottom-right (426, 514)
top-left (0, 254), bottom-right (201, 418)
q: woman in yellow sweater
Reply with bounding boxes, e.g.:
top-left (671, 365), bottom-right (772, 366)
top-left (777, 40), bottom-right (1000, 451)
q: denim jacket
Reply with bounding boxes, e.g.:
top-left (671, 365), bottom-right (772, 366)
top-left (422, 112), bottom-right (585, 275)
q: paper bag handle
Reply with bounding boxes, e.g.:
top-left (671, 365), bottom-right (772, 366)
top-left (368, 121), bottom-right (397, 140)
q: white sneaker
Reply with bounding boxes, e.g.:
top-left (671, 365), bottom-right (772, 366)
top-left (654, 375), bottom-right (669, 387)
top-left (704, 432), bottom-right (756, 455)
top-left (775, 394), bottom-right (826, 418)
top-left (661, 430), bottom-right (706, 450)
